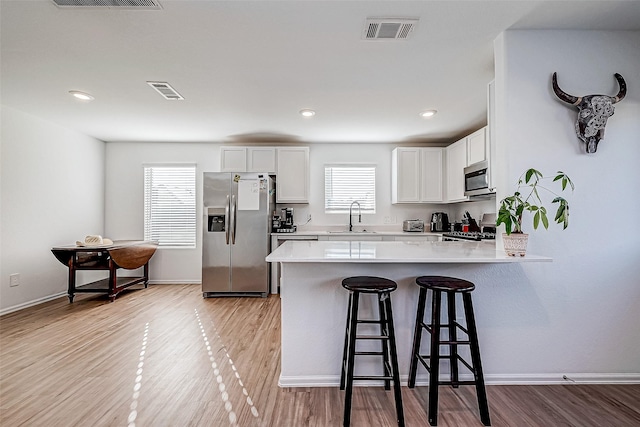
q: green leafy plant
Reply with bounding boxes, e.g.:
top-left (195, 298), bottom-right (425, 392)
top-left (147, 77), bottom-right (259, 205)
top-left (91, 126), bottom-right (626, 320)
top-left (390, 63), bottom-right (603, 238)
top-left (497, 168), bottom-right (574, 235)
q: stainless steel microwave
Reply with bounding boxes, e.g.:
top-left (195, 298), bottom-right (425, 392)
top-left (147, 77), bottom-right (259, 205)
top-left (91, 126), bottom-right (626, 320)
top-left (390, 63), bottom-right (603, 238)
top-left (464, 160), bottom-right (495, 197)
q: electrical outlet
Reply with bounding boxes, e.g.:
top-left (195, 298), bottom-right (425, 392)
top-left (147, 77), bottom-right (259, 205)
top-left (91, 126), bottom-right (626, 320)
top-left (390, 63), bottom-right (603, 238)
top-left (383, 216), bottom-right (397, 224)
top-left (9, 273), bottom-right (20, 287)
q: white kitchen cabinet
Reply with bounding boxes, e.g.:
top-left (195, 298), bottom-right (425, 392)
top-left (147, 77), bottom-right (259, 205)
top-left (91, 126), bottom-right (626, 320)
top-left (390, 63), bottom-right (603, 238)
top-left (391, 147), bottom-right (443, 203)
top-left (326, 235), bottom-right (383, 241)
top-left (445, 137), bottom-right (468, 202)
top-left (420, 148), bottom-right (443, 202)
top-left (220, 146), bottom-right (277, 173)
top-left (392, 234), bottom-right (440, 242)
top-left (445, 126), bottom-right (488, 202)
top-left (276, 147), bottom-right (309, 203)
top-left (270, 233), bottom-right (317, 293)
top-left (220, 146), bottom-right (247, 172)
top-left (247, 147), bottom-right (276, 173)
top-left (391, 148), bottom-right (420, 203)
top-left (467, 127), bottom-right (487, 165)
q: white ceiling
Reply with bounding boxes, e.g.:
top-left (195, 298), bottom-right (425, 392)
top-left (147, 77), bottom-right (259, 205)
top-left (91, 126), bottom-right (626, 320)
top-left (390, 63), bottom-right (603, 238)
top-left (2, 0), bottom-right (640, 144)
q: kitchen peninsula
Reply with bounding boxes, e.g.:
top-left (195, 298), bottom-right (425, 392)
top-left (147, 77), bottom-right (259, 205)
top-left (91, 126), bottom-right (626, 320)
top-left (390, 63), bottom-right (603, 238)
top-left (266, 240), bottom-right (551, 387)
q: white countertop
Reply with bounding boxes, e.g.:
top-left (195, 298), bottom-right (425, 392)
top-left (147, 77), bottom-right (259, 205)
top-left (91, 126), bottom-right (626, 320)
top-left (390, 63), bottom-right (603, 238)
top-left (266, 240), bottom-right (551, 263)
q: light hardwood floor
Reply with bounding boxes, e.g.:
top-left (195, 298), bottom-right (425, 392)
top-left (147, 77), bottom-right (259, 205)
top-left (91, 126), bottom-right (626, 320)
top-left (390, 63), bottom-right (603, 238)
top-left (1, 284), bottom-right (639, 426)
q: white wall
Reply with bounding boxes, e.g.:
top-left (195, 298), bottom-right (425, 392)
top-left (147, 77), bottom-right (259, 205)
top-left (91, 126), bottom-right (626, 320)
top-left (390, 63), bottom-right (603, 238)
top-left (0, 106), bottom-right (105, 313)
top-left (105, 142), bottom-right (218, 283)
top-left (492, 30), bottom-right (640, 379)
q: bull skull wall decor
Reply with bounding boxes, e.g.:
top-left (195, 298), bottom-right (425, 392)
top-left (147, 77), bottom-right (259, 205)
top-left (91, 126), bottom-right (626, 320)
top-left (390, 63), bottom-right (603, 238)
top-left (552, 72), bottom-right (627, 153)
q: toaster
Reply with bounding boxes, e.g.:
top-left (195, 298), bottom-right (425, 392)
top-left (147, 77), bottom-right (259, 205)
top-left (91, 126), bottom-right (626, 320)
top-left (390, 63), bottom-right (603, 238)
top-left (402, 220), bottom-right (424, 232)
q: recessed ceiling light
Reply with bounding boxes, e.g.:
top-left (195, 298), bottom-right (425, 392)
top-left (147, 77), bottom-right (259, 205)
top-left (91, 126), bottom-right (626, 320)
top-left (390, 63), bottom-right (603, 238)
top-left (299, 109), bottom-right (316, 117)
top-left (419, 110), bottom-right (437, 118)
top-left (69, 90), bottom-right (94, 101)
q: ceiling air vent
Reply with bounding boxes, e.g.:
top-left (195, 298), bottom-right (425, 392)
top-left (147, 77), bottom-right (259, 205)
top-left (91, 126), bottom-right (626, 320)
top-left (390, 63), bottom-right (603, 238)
top-left (147, 81), bottom-right (184, 100)
top-left (363, 18), bottom-right (418, 40)
top-left (52, 0), bottom-right (161, 9)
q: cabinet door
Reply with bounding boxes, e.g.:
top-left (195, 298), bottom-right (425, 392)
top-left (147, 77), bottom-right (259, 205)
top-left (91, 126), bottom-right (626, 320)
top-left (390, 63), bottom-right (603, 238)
top-left (393, 234), bottom-right (439, 242)
top-left (446, 138), bottom-right (468, 202)
top-left (391, 148), bottom-right (420, 203)
top-left (220, 147), bottom-right (247, 172)
top-left (247, 147), bottom-right (276, 173)
top-left (467, 127), bottom-right (487, 165)
top-left (276, 147), bottom-right (309, 203)
top-left (420, 148), bottom-right (443, 202)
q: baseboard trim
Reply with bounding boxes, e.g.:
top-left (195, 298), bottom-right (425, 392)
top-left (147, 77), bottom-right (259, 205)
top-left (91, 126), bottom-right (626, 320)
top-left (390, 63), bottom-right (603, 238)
top-left (147, 280), bottom-right (200, 285)
top-left (278, 373), bottom-right (640, 388)
top-left (0, 292), bottom-right (67, 316)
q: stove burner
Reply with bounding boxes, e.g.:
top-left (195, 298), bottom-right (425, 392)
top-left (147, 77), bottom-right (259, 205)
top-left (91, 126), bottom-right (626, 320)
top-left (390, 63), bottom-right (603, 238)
top-left (442, 231), bottom-right (496, 241)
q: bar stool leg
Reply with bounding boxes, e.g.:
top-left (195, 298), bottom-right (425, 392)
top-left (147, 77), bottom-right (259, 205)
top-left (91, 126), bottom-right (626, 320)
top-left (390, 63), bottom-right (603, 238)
top-left (343, 291), bottom-right (360, 427)
top-left (463, 293), bottom-right (491, 426)
top-left (428, 290), bottom-right (442, 426)
top-left (383, 293), bottom-right (405, 427)
top-left (340, 292), bottom-right (354, 390)
top-left (447, 291), bottom-right (460, 388)
top-left (378, 294), bottom-right (391, 390)
top-left (408, 287), bottom-right (427, 388)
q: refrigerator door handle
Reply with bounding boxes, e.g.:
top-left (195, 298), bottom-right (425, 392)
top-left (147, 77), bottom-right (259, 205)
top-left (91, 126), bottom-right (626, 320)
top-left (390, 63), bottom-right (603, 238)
top-left (231, 195), bottom-right (237, 244)
top-left (225, 195), bottom-right (230, 245)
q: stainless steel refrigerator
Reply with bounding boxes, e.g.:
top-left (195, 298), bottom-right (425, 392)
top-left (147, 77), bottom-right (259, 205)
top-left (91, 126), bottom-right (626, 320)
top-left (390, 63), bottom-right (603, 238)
top-left (202, 172), bottom-right (274, 297)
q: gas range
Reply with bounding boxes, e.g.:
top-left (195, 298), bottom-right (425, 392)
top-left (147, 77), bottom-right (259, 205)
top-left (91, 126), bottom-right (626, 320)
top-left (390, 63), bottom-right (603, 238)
top-left (442, 231), bottom-right (496, 241)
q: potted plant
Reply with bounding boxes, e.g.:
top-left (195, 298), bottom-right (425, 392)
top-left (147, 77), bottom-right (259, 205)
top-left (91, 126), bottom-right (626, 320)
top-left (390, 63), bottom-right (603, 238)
top-left (496, 168), bottom-right (574, 256)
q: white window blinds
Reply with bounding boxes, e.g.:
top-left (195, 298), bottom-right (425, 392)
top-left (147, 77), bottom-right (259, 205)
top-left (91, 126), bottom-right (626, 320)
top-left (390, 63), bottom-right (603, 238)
top-left (324, 165), bottom-right (376, 213)
top-left (143, 165), bottom-right (196, 247)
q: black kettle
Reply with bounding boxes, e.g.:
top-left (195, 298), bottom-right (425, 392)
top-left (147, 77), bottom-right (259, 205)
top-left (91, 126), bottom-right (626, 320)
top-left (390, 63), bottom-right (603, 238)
top-left (430, 212), bottom-right (450, 232)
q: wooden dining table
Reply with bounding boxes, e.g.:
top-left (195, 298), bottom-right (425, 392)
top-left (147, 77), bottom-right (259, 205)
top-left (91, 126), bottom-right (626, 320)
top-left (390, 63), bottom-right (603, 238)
top-left (51, 240), bottom-right (158, 302)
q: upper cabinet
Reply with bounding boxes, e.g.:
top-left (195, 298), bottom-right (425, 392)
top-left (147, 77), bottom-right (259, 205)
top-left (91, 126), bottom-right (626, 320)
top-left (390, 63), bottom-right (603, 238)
top-left (421, 148), bottom-right (444, 202)
top-left (220, 146), bottom-right (277, 173)
top-left (276, 147), bottom-right (309, 203)
top-left (220, 145), bottom-right (309, 203)
top-left (220, 146), bottom-right (248, 172)
top-left (445, 126), bottom-right (488, 203)
top-left (445, 138), bottom-right (469, 202)
top-left (392, 147), bottom-right (443, 203)
top-left (467, 128), bottom-right (487, 165)
top-left (247, 147), bottom-right (277, 173)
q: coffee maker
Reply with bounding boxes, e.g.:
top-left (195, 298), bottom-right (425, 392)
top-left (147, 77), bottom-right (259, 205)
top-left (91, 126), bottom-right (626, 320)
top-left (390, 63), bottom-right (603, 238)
top-left (282, 208), bottom-right (294, 229)
top-left (273, 208), bottom-right (296, 233)
top-left (430, 212), bottom-right (450, 232)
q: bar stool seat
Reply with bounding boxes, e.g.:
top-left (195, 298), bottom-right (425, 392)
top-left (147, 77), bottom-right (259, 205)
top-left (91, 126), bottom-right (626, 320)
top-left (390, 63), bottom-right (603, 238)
top-left (340, 276), bottom-right (404, 427)
top-left (408, 275), bottom-right (491, 426)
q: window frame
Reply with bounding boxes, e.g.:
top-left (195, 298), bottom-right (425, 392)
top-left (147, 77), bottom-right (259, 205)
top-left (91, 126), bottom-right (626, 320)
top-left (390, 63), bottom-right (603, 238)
top-left (324, 164), bottom-right (377, 214)
top-left (143, 163), bottom-right (197, 249)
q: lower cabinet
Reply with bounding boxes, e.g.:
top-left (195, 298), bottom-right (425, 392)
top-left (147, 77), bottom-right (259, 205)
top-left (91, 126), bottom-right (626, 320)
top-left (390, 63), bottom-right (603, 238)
top-left (270, 234), bottom-right (318, 293)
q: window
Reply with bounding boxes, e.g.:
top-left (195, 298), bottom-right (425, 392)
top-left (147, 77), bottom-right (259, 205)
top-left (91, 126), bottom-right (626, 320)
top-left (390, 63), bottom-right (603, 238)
top-left (324, 165), bottom-right (376, 213)
top-left (144, 165), bottom-right (196, 248)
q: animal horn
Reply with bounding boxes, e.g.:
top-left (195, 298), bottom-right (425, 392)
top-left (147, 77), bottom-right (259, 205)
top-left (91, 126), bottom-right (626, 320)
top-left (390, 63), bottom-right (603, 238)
top-left (552, 72), bottom-right (580, 105)
top-left (613, 73), bottom-right (627, 103)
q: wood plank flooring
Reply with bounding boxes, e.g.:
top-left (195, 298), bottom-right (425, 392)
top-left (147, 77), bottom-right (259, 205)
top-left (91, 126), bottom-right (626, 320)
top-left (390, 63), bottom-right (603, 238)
top-left (1, 284), bottom-right (639, 426)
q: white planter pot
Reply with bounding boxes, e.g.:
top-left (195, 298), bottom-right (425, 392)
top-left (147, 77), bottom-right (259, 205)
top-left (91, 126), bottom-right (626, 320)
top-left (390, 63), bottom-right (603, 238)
top-left (502, 232), bottom-right (529, 257)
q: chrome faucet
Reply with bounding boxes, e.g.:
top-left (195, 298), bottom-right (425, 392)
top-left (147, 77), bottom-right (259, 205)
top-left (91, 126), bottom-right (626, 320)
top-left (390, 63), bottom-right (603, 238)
top-left (349, 201), bottom-right (361, 232)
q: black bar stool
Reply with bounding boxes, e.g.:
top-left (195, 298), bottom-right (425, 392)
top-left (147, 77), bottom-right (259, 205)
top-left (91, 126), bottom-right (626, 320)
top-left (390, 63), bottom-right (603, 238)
top-left (340, 276), bottom-right (405, 427)
top-left (408, 276), bottom-right (491, 426)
